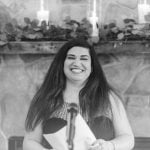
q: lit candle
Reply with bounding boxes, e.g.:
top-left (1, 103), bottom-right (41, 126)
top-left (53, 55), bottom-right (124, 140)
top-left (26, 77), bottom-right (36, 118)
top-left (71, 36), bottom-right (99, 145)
top-left (138, 0), bottom-right (150, 23)
top-left (37, 0), bottom-right (49, 25)
top-left (88, 0), bottom-right (99, 37)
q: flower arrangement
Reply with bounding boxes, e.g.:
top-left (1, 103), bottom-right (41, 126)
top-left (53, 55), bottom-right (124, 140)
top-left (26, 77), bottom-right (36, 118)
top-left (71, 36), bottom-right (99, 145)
top-left (0, 17), bottom-right (92, 46)
top-left (1, 17), bottom-right (150, 46)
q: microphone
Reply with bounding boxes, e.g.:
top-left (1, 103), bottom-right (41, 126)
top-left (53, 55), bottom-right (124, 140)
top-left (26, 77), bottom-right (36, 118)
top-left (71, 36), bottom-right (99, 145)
top-left (66, 103), bottom-right (78, 150)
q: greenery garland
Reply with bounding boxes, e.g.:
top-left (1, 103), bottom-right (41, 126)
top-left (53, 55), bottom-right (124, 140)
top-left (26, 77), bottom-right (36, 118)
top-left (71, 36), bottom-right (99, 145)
top-left (0, 17), bottom-right (150, 46)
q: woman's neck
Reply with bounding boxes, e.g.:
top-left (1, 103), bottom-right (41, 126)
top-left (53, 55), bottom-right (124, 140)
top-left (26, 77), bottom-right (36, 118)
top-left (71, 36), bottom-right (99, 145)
top-left (63, 81), bottom-right (83, 104)
top-left (66, 79), bottom-right (86, 89)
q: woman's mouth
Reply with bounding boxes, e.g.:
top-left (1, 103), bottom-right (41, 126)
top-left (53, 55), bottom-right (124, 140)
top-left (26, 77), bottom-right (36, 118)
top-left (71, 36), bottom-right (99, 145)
top-left (70, 68), bottom-right (84, 73)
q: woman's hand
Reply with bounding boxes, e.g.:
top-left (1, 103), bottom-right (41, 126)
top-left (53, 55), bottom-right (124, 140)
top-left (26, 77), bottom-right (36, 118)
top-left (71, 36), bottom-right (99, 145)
top-left (89, 139), bottom-right (115, 150)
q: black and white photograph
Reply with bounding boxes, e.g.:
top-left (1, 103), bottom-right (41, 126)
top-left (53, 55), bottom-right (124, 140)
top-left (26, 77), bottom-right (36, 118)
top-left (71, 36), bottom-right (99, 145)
top-left (0, 0), bottom-right (150, 150)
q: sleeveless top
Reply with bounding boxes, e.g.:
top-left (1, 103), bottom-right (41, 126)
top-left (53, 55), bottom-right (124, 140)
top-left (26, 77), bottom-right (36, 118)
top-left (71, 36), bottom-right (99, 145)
top-left (42, 102), bottom-right (115, 149)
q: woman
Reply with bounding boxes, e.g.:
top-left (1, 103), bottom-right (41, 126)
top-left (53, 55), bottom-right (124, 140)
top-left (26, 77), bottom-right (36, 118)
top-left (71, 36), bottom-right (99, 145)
top-left (23, 38), bottom-right (134, 150)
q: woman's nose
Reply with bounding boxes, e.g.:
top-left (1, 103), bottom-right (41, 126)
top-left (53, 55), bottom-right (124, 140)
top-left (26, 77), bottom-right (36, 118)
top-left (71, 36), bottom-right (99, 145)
top-left (73, 58), bottom-right (81, 65)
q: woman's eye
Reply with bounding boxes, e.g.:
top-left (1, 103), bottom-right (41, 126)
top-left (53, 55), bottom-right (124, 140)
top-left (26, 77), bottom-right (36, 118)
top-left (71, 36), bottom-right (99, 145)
top-left (81, 57), bottom-right (88, 61)
top-left (67, 56), bottom-right (75, 60)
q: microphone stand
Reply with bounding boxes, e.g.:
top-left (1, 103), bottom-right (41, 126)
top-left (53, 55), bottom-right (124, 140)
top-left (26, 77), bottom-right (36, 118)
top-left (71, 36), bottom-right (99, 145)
top-left (66, 103), bottom-right (78, 150)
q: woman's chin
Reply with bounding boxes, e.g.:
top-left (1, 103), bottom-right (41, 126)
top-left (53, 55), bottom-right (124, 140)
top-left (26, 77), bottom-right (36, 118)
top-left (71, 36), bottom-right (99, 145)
top-left (68, 78), bottom-right (88, 86)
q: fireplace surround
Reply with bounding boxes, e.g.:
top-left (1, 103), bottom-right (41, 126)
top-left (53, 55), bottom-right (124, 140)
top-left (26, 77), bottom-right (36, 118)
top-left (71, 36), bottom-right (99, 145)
top-left (0, 41), bottom-right (150, 150)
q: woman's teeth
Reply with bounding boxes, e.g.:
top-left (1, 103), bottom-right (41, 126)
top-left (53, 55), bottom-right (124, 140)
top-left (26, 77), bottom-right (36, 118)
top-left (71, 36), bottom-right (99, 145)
top-left (71, 68), bottom-right (83, 73)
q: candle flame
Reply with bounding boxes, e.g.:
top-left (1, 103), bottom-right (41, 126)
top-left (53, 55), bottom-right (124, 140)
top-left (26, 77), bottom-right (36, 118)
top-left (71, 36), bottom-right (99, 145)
top-left (40, 0), bottom-right (44, 10)
top-left (144, 0), bottom-right (147, 4)
top-left (93, 0), bottom-right (96, 13)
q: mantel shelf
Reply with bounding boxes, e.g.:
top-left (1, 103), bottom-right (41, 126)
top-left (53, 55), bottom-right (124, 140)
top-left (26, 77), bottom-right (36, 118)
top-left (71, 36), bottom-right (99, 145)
top-left (1, 41), bottom-right (150, 55)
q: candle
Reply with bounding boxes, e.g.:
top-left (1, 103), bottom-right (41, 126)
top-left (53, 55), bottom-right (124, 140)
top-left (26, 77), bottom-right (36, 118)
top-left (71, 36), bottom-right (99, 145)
top-left (37, 0), bottom-right (49, 25)
top-left (138, 0), bottom-right (150, 23)
top-left (88, 0), bottom-right (99, 37)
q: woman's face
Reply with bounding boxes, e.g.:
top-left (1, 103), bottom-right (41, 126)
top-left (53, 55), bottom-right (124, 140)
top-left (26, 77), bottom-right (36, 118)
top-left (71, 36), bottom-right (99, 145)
top-left (64, 46), bottom-right (92, 85)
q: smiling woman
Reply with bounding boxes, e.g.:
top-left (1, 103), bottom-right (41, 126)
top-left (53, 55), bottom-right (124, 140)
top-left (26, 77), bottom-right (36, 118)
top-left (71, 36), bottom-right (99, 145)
top-left (23, 38), bottom-right (134, 150)
top-left (64, 46), bottom-right (92, 87)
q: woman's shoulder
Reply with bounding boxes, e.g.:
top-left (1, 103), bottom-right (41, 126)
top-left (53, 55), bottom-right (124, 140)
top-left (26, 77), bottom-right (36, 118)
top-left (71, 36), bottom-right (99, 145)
top-left (109, 90), bottom-right (126, 117)
top-left (109, 90), bottom-right (124, 111)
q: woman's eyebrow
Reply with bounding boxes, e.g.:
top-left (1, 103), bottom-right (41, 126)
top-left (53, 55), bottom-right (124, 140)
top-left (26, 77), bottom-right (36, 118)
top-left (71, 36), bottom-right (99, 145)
top-left (67, 54), bottom-right (89, 57)
top-left (67, 54), bottom-right (75, 56)
top-left (80, 55), bottom-right (89, 57)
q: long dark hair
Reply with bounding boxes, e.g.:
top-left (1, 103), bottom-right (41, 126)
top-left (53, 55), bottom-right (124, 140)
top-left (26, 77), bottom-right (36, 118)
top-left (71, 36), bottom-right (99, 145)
top-left (25, 38), bottom-right (111, 131)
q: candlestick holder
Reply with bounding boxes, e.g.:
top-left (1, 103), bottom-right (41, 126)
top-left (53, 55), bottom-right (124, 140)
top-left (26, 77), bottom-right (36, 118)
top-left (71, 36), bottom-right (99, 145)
top-left (138, 0), bottom-right (150, 24)
top-left (87, 0), bottom-right (99, 37)
top-left (37, 0), bottom-right (49, 25)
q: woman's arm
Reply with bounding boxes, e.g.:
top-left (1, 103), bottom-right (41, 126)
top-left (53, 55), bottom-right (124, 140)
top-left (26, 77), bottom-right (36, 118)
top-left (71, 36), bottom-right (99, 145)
top-left (23, 122), bottom-right (49, 150)
top-left (108, 92), bottom-right (134, 150)
top-left (90, 92), bottom-right (134, 150)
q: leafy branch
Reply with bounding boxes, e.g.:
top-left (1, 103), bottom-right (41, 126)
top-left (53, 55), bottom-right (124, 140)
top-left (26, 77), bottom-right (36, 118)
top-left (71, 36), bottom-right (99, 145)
top-left (1, 17), bottom-right (150, 46)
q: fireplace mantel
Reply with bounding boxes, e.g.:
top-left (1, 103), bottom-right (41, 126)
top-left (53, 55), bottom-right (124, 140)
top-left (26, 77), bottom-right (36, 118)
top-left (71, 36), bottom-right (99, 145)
top-left (1, 41), bottom-right (150, 55)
